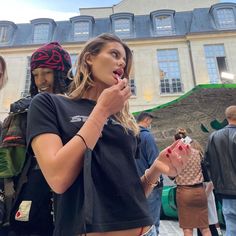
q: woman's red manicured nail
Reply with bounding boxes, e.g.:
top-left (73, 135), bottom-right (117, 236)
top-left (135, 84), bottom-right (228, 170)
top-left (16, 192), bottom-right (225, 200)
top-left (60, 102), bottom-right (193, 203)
top-left (166, 153), bottom-right (170, 158)
top-left (167, 148), bottom-right (172, 154)
top-left (178, 146), bottom-right (183, 151)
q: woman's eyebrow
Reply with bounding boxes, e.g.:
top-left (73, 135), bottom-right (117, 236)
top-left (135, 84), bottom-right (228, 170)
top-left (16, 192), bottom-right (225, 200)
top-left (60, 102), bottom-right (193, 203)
top-left (111, 48), bottom-right (126, 61)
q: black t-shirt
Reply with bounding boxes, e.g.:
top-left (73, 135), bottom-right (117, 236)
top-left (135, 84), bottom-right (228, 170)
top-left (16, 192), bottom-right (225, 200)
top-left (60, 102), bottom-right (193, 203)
top-left (27, 93), bottom-right (152, 235)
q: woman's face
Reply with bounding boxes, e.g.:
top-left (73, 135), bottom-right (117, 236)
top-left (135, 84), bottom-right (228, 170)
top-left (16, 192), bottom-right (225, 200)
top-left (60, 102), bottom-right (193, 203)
top-left (32, 68), bottom-right (54, 93)
top-left (87, 42), bottom-right (127, 88)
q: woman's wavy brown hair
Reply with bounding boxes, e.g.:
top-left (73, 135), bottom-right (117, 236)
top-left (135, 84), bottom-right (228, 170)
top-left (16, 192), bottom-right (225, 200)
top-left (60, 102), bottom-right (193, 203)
top-left (68, 33), bottom-right (139, 135)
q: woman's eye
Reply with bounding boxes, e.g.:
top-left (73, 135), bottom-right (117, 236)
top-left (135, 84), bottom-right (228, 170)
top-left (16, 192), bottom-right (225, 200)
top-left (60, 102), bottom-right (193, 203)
top-left (111, 51), bottom-right (118, 58)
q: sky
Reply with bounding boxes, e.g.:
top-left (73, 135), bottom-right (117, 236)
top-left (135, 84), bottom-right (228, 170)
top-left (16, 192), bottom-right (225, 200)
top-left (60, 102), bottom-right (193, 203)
top-left (0, 0), bottom-right (120, 23)
top-left (0, 0), bottom-right (236, 24)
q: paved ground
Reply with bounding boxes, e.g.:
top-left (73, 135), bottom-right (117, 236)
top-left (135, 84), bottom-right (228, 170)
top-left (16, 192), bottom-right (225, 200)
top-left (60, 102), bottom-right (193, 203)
top-left (159, 220), bottom-right (196, 236)
top-left (159, 220), bottom-right (225, 236)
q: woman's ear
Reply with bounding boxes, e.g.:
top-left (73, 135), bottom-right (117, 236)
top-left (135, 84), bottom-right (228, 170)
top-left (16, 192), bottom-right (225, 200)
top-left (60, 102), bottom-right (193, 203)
top-left (85, 52), bottom-right (93, 66)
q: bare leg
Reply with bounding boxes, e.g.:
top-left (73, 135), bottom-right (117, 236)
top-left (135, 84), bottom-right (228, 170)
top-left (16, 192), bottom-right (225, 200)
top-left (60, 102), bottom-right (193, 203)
top-left (199, 227), bottom-right (212, 236)
top-left (183, 228), bottom-right (193, 236)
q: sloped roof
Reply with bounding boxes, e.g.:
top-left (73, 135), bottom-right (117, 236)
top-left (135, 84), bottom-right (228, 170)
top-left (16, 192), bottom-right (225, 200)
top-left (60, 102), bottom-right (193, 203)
top-left (1, 3), bottom-right (236, 48)
top-left (135, 84), bottom-right (236, 150)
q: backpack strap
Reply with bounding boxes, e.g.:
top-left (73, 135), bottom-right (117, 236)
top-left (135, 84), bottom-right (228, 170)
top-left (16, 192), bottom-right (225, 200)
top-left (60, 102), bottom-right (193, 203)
top-left (3, 155), bottom-right (32, 226)
top-left (3, 178), bottom-right (14, 226)
top-left (12, 155), bottom-right (32, 207)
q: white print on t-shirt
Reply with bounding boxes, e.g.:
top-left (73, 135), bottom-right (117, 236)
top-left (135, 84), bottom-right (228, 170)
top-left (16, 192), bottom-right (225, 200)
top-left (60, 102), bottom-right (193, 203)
top-left (70, 115), bottom-right (88, 123)
top-left (70, 115), bottom-right (109, 125)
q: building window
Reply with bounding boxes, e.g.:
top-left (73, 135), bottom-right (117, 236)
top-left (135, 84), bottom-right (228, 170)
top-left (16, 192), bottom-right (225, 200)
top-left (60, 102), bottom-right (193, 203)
top-left (21, 57), bottom-right (31, 97)
top-left (70, 16), bottom-right (94, 42)
top-left (129, 79), bottom-right (136, 96)
top-left (157, 49), bottom-right (183, 94)
top-left (74, 21), bottom-right (90, 41)
top-left (210, 3), bottom-right (236, 30)
top-left (216, 8), bottom-right (236, 29)
top-left (129, 65), bottom-right (136, 96)
top-left (0, 26), bottom-right (8, 43)
top-left (33, 24), bottom-right (50, 43)
top-left (0, 21), bottom-right (17, 45)
top-left (151, 10), bottom-right (175, 36)
top-left (114, 18), bottom-right (131, 38)
top-left (110, 13), bottom-right (134, 39)
top-left (31, 18), bottom-right (55, 44)
top-left (70, 53), bottom-right (78, 76)
top-left (204, 44), bottom-right (227, 84)
top-left (155, 15), bottom-right (174, 36)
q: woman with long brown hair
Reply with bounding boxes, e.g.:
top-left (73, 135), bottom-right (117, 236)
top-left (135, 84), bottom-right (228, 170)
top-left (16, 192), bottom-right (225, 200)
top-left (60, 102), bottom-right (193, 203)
top-left (27, 33), bottom-right (190, 236)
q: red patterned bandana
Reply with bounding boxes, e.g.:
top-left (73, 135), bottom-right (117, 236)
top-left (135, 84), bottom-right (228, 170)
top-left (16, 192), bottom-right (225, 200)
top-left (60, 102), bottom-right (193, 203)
top-left (30, 42), bottom-right (71, 73)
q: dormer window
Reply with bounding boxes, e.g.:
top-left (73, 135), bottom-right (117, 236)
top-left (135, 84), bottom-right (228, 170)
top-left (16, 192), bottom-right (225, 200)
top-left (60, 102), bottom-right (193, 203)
top-left (155, 15), bottom-right (172, 35)
top-left (33, 24), bottom-right (50, 43)
top-left (210, 3), bottom-right (236, 30)
top-left (70, 16), bottom-right (94, 42)
top-left (31, 18), bottom-right (56, 44)
top-left (0, 26), bottom-right (8, 43)
top-left (114, 19), bottom-right (131, 37)
top-left (216, 8), bottom-right (236, 29)
top-left (110, 13), bottom-right (134, 38)
top-left (150, 10), bottom-right (175, 36)
top-left (74, 21), bottom-right (89, 40)
top-left (0, 21), bottom-right (17, 45)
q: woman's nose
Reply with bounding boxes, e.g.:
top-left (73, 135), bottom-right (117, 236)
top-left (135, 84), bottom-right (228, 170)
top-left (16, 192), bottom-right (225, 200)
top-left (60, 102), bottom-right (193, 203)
top-left (118, 58), bottom-right (126, 68)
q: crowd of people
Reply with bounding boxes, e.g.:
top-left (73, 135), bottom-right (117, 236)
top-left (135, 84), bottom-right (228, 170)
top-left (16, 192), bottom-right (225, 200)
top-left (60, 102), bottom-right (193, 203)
top-left (0, 33), bottom-right (235, 236)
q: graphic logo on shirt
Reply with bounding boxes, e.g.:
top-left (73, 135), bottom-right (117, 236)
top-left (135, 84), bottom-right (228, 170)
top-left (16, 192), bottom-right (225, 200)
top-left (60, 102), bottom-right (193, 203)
top-left (70, 115), bottom-right (88, 123)
top-left (69, 115), bottom-right (109, 125)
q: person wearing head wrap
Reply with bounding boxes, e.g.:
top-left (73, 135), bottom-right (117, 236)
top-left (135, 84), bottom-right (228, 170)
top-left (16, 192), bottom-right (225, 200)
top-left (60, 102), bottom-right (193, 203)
top-left (30, 42), bottom-right (72, 96)
top-left (0, 42), bottom-right (72, 236)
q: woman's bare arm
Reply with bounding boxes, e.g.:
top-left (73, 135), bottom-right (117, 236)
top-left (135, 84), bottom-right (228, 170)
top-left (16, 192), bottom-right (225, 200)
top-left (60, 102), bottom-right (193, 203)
top-left (31, 79), bottom-right (131, 194)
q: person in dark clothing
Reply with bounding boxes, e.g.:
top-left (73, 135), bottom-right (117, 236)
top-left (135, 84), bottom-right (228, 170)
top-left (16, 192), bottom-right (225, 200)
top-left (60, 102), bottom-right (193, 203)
top-left (205, 105), bottom-right (236, 236)
top-left (0, 55), bottom-right (8, 231)
top-left (135, 112), bottom-right (163, 235)
top-left (0, 42), bottom-right (71, 236)
top-left (26, 33), bottom-right (191, 236)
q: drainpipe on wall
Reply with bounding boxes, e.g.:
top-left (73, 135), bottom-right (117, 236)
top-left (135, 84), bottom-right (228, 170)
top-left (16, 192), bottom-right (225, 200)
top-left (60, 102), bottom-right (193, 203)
top-left (187, 40), bottom-right (197, 87)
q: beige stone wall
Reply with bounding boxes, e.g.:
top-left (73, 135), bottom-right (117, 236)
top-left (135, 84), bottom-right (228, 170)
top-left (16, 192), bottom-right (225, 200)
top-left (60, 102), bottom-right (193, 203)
top-left (80, 0), bottom-right (219, 18)
top-left (128, 38), bottom-right (195, 112)
top-left (1, 32), bottom-right (236, 119)
top-left (79, 7), bottom-right (113, 19)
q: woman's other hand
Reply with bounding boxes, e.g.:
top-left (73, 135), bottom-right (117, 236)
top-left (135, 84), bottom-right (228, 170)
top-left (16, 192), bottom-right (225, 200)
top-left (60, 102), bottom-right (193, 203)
top-left (155, 139), bottom-right (191, 177)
